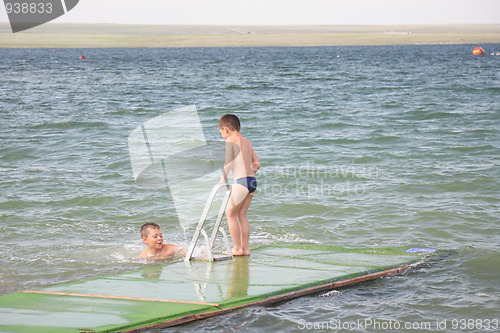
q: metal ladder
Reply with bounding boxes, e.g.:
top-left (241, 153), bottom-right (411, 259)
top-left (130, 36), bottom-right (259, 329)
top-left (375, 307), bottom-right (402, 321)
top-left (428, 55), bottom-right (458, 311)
top-left (184, 183), bottom-right (233, 262)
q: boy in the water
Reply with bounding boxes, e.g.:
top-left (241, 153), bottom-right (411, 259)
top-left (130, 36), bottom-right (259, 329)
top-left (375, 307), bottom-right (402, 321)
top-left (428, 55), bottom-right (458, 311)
top-left (218, 114), bottom-right (260, 256)
top-left (139, 223), bottom-right (186, 260)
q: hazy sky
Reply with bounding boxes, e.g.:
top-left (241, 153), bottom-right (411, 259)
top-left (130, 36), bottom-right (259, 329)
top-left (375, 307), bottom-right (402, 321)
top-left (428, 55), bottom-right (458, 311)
top-left (1, 0), bottom-right (500, 25)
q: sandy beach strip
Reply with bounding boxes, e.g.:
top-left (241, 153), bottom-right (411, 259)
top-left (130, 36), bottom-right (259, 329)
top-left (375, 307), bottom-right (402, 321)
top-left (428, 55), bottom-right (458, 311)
top-left (1, 24), bottom-right (500, 48)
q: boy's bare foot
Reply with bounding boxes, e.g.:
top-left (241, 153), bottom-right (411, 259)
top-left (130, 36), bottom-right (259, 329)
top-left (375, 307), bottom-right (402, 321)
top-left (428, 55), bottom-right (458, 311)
top-left (223, 248), bottom-right (250, 256)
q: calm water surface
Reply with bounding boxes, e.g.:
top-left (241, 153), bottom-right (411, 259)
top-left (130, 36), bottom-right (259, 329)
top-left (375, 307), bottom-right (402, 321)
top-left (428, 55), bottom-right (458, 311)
top-left (1, 45), bottom-right (499, 331)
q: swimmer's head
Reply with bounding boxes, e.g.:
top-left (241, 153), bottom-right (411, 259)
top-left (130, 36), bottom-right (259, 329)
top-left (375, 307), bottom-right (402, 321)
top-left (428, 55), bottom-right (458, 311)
top-left (140, 222), bottom-right (161, 239)
top-left (218, 114), bottom-right (240, 132)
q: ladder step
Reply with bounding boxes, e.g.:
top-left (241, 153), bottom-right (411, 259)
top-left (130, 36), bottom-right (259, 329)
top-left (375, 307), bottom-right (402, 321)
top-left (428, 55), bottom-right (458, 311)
top-left (190, 254), bottom-right (233, 262)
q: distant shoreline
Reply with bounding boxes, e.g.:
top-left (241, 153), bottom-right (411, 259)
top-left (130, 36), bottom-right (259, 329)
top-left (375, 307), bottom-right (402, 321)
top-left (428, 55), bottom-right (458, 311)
top-left (1, 23), bottom-right (500, 48)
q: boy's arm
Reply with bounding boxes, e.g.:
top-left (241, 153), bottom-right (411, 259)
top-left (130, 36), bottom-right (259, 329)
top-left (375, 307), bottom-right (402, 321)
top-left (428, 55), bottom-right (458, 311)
top-left (220, 140), bottom-right (235, 183)
top-left (251, 147), bottom-right (260, 174)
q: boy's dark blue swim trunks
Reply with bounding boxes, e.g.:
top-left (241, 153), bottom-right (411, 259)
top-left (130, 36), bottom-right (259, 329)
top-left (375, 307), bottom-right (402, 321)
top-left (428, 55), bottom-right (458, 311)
top-left (233, 176), bottom-right (257, 193)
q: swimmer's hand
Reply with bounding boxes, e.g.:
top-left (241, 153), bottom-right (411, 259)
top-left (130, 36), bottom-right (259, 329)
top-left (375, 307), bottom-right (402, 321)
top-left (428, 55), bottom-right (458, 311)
top-left (219, 180), bottom-right (230, 191)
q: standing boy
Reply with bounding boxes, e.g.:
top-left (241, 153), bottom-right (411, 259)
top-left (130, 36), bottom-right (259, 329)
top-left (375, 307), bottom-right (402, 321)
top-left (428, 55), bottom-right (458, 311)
top-left (218, 114), bottom-right (260, 256)
top-left (139, 223), bottom-right (186, 260)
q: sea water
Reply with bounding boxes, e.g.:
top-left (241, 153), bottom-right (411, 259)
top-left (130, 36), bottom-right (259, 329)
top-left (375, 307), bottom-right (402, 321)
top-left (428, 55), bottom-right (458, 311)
top-left (1, 45), bottom-right (499, 331)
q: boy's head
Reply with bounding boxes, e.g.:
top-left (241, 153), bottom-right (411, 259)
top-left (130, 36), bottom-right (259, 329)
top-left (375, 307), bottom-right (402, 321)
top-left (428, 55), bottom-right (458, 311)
top-left (140, 222), bottom-right (161, 240)
top-left (218, 114), bottom-right (240, 132)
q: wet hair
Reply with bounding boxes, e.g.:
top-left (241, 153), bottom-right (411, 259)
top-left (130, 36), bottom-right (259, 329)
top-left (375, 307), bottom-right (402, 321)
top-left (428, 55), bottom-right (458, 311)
top-left (140, 222), bottom-right (161, 239)
top-left (218, 114), bottom-right (240, 132)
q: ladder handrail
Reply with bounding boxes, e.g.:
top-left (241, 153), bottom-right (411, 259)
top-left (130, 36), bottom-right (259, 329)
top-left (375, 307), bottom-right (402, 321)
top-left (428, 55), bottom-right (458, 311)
top-left (184, 183), bottom-right (232, 262)
top-left (209, 184), bottom-right (233, 248)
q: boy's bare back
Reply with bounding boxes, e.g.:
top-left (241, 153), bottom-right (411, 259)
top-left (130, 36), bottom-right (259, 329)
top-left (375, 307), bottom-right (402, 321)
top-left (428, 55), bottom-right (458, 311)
top-left (224, 134), bottom-right (258, 180)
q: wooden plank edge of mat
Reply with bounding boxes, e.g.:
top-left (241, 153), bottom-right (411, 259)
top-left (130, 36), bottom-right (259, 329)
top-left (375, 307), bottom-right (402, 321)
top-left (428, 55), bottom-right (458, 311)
top-left (22, 290), bottom-right (220, 307)
top-left (122, 263), bottom-right (416, 333)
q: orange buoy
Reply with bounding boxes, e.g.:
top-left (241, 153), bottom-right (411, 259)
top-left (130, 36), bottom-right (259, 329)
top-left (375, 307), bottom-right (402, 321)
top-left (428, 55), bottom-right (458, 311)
top-left (79, 56), bottom-right (85, 60)
top-left (473, 46), bottom-right (485, 56)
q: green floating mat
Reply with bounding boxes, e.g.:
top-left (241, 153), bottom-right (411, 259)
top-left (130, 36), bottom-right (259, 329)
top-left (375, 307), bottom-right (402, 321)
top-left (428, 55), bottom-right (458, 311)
top-left (0, 243), bottom-right (436, 332)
